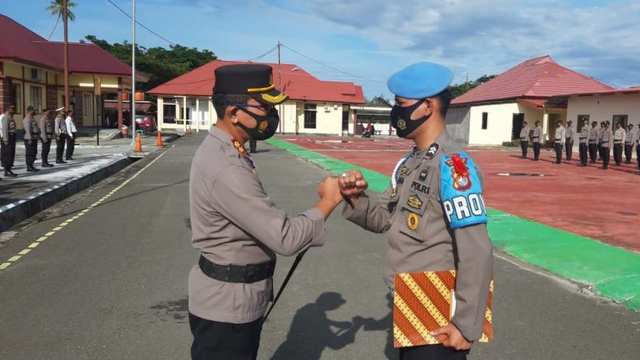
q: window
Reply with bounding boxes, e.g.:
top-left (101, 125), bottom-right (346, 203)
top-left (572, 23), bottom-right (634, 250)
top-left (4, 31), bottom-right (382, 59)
top-left (11, 84), bottom-right (22, 114)
top-left (83, 94), bottom-right (92, 116)
top-left (163, 102), bottom-right (176, 124)
top-left (613, 115), bottom-right (628, 129)
top-left (304, 103), bottom-right (317, 129)
top-left (29, 86), bottom-right (42, 112)
top-left (482, 112), bottom-right (488, 130)
top-left (342, 105), bottom-right (349, 131)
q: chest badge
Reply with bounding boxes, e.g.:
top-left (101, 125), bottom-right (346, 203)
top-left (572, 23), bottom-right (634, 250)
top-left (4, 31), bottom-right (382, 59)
top-left (391, 188), bottom-right (398, 198)
top-left (407, 213), bottom-right (419, 230)
top-left (419, 169), bottom-right (429, 181)
top-left (407, 195), bottom-right (423, 210)
top-left (400, 166), bottom-right (409, 176)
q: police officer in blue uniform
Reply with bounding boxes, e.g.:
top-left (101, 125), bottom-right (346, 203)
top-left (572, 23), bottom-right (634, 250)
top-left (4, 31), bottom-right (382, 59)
top-left (339, 63), bottom-right (494, 360)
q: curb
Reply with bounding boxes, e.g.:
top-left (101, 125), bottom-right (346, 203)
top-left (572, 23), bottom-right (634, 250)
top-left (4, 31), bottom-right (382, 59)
top-left (266, 137), bottom-right (640, 314)
top-left (0, 157), bottom-right (132, 233)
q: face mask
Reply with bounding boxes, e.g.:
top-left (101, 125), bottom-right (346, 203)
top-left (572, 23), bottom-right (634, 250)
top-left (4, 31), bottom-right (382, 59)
top-left (390, 99), bottom-right (428, 138)
top-left (237, 107), bottom-right (280, 140)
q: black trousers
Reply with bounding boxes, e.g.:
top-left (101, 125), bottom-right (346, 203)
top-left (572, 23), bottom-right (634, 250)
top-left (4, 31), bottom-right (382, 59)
top-left (1, 135), bottom-right (17, 171)
top-left (41, 138), bottom-right (52, 164)
top-left (520, 140), bottom-right (528, 158)
top-left (533, 142), bottom-right (541, 160)
top-left (637, 145), bottom-right (640, 172)
top-left (602, 147), bottom-right (610, 168)
top-left (579, 143), bottom-right (588, 165)
top-left (399, 344), bottom-right (468, 360)
top-left (249, 140), bottom-right (257, 153)
top-left (589, 143), bottom-right (597, 163)
top-left (598, 145), bottom-right (604, 160)
top-left (565, 140), bottom-right (573, 160)
top-left (554, 143), bottom-right (563, 163)
top-left (614, 144), bottom-right (623, 165)
top-left (24, 139), bottom-right (38, 168)
top-left (189, 313), bottom-right (262, 360)
top-left (66, 133), bottom-right (75, 159)
top-left (56, 134), bottom-right (67, 162)
top-left (625, 144), bottom-right (632, 163)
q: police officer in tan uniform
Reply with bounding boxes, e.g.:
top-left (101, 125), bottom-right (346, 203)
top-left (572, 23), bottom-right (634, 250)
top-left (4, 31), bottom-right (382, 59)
top-left (565, 120), bottom-right (574, 161)
top-left (578, 120), bottom-right (589, 167)
top-left (23, 106), bottom-right (41, 172)
top-left (588, 121), bottom-right (598, 164)
top-left (598, 121), bottom-right (605, 160)
top-left (188, 64), bottom-right (344, 360)
top-left (1, 104), bottom-right (18, 177)
top-left (636, 128), bottom-right (640, 174)
top-left (339, 62), bottom-right (493, 360)
top-left (613, 122), bottom-right (626, 166)
top-left (54, 107), bottom-right (68, 164)
top-left (39, 109), bottom-right (55, 167)
top-left (600, 121), bottom-right (613, 169)
top-left (532, 121), bottom-right (543, 161)
top-left (625, 124), bottom-right (634, 164)
top-left (519, 121), bottom-right (530, 159)
top-left (554, 121), bottom-right (566, 164)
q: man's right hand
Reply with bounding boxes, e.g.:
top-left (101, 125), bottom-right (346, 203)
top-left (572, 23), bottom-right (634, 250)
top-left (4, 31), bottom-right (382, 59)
top-left (338, 170), bottom-right (368, 206)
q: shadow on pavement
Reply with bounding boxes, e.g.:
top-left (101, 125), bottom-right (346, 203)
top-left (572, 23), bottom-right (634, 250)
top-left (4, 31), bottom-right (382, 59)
top-left (269, 292), bottom-right (364, 360)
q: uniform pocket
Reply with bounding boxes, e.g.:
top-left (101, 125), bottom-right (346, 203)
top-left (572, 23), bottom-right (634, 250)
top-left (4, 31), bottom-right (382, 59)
top-left (398, 198), bottom-right (430, 242)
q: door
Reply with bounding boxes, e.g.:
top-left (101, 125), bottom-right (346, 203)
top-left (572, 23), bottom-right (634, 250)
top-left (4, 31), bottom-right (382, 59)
top-left (512, 113), bottom-right (525, 140)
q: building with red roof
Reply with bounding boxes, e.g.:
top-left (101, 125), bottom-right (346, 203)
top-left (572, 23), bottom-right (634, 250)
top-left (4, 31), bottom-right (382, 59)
top-left (447, 56), bottom-right (613, 145)
top-left (148, 60), bottom-right (365, 135)
top-left (0, 14), bottom-right (144, 129)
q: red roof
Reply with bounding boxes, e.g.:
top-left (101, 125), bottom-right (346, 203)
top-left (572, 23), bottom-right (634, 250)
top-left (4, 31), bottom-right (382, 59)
top-left (451, 56), bottom-right (614, 105)
top-left (148, 60), bottom-right (365, 104)
top-left (556, 86), bottom-right (640, 97)
top-left (0, 14), bottom-right (134, 77)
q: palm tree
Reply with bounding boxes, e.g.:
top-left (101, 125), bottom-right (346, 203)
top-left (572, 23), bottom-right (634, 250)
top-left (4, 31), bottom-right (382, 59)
top-left (46, 0), bottom-right (77, 40)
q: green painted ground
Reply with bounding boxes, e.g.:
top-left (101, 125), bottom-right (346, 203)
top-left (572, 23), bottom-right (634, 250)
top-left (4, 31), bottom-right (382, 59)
top-left (267, 137), bottom-right (640, 313)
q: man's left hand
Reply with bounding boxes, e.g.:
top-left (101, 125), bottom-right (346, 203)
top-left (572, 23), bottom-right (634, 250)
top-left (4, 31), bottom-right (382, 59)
top-left (430, 323), bottom-right (472, 351)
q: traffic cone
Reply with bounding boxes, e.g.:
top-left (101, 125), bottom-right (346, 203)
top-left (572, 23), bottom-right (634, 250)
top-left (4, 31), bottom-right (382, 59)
top-left (135, 133), bottom-right (142, 152)
top-left (156, 131), bottom-right (163, 148)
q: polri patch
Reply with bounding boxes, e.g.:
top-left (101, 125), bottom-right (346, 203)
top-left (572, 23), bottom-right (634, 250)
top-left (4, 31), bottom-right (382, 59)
top-left (410, 181), bottom-right (429, 194)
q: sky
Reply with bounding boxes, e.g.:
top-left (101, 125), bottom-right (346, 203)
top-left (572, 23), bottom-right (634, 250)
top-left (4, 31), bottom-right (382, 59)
top-left (4, 0), bottom-right (640, 99)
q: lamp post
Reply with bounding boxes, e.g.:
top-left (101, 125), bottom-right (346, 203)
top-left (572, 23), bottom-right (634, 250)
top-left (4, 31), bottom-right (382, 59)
top-left (131, 0), bottom-right (137, 147)
top-left (63, 0), bottom-right (69, 111)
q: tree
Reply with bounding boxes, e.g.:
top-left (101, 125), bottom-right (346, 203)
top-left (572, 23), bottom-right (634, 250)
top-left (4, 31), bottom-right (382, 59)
top-left (46, 0), bottom-right (78, 40)
top-left (82, 36), bottom-right (217, 92)
top-left (449, 75), bottom-right (497, 98)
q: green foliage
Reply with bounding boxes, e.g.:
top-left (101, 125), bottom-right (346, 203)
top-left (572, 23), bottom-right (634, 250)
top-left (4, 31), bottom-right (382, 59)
top-left (82, 35), bottom-right (217, 92)
top-left (449, 74), bottom-right (497, 98)
top-left (47, 0), bottom-right (77, 21)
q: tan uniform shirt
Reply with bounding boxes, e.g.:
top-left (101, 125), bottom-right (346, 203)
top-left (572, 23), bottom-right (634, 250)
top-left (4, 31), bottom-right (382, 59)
top-left (554, 126), bottom-right (566, 144)
top-left (601, 128), bottom-right (613, 148)
top-left (519, 126), bottom-right (530, 142)
top-left (1, 114), bottom-right (16, 139)
top-left (39, 116), bottom-right (55, 140)
top-left (597, 127), bottom-right (604, 145)
top-left (532, 126), bottom-right (543, 144)
top-left (54, 116), bottom-right (67, 135)
top-left (614, 128), bottom-right (626, 145)
top-left (343, 130), bottom-right (493, 341)
top-left (23, 115), bottom-right (41, 140)
top-left (589, 127), bottom-right (599, 144)
top-left (626, 130), bottom-right (635, 147)
top-left (565, 126), bottom-right (574, 142)
top-left (579, 126), bottom-right (589, 144)
top-left (189, 127), bottom-right (326, 324)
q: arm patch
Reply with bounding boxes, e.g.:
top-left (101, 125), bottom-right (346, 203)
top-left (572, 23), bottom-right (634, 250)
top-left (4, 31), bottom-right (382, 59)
top-left (440, 152), bottom-right (488, 230)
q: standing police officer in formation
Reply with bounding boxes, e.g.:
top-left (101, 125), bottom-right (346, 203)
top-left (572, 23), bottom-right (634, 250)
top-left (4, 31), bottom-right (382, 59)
top-left (532, 121), bottom-right (543, 161)
top-left (65, 110), bottom-right (77, 160)
top-left (636, 129), bottom-right (640, 175)
top-left (624, 124), bottom-right (634, 164)
top-left (22, 106), bottom-right (41, 172)
top-left (519, 121), bottom-right (530, 159)
top-left (565, 120), bottom-right (574, 161)
top-left (600, 121), bottom-right (613, 169)
top-left (39, 109), bottom-right (55, 167)
top-left (554, 121), bottom-right (566, 164)
top-left (339, 62), bottom-right (493, 360)
top-left (188, 64), bottom-right (344, 360)
top-left (613, 122), bottom-right (626, 166)
top-left (54, 107), bottom-right (68, 164)
top-left (598, 121), bottom-right (606, 160)
top-left (578, 119), bottom-right (589, 167)
top-left (1, 104), bottom-right (18, 177)
top-left (588, 121), bottom-right (599, 164)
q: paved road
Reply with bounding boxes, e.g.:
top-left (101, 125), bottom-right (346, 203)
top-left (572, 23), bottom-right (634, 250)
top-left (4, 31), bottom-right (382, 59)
top-left (1, 132), bottom-right (639, 360)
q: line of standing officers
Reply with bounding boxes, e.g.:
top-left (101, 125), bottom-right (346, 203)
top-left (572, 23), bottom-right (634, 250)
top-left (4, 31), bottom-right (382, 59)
top-left (519, 118), bottom-right (640, 174)
top-left (0, 104), bottom-right (77, 180)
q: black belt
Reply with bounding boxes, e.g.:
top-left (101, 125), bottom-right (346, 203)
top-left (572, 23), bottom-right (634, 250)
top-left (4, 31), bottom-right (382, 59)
top-left (198, 255), bottom-right (276, 283)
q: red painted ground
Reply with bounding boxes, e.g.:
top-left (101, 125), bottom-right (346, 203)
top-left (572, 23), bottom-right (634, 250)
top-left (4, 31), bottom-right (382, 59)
top-left (280, 136), bottom-right (640, 253)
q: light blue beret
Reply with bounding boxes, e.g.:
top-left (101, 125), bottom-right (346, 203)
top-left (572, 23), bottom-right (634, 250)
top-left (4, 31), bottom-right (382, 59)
top-left (387, 62), bottom-right (454, 99)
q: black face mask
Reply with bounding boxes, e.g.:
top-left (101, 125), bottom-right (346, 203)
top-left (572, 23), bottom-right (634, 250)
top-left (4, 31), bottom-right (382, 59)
top-left (390, 99), bottom-right (429, 138)
top-left (237, 107), bottom-right (280, 140)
